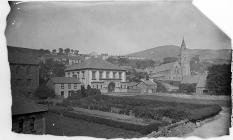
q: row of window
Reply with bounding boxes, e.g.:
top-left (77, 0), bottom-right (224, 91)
top-left (60, 83), bottom-right (78, 89)
top-left (92, 71), bottom-right (123, 80)
top-left (67, 71), bottom-right (85, 79)
top-left (14, 65), bottom-right (33, 75)
top-left (91, 84), bottom-right (127, 89)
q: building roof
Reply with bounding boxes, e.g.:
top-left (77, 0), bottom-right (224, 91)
top-left (152, 62), bottom-right (178, 73)
top-left (127, 82), bottom-right (139, 87)
top-left (12, 95), bottom-right (48, 115)
top-left (50, 77), bottom-right (81, 84)
top-left (65, 58), bottom-right (126, 71)
top-left (8, 52), bottom-right (39, 65)
top-left (140, 79), bottom-right (157, 86)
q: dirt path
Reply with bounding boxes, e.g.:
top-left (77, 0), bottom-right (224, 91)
top-left (184, 107), bottom-right (231, 138)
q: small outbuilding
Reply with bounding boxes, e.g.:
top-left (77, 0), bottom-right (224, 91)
top-left (12, 94), bottom-right (48, 134)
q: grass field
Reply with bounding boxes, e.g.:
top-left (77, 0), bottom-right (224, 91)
top-left (131, 95), bottom-right (231, 107)
top-left (45, 112), bottom-right (142, 138)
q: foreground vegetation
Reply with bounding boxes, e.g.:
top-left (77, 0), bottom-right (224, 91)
top-left (49, 95), bottom-right (221, 135)
top-left (65, 95), bottom-right (221, 122)
top-left (46, 112), bottom-right (142, 138)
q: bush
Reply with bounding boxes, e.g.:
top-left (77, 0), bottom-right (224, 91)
top-left (179, 83), bottom-right (197, 93)
top-left (34, 85), bottom-right (55, 99)
top-left (188, 105), bottom-right (221, 121)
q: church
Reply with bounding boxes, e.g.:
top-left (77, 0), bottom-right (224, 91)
top-left (148, 38), bottom-right (191, 82)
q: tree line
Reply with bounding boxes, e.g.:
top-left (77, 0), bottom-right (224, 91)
top-left (38, 48), bottom-right (79, 55)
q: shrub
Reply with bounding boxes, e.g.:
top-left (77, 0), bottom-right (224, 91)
top-left (179, 83), bottom-right (197, 93)
top-left (188, 105), bottom-right (221, 121)
top-left (34, 85), bottom-right (55, 99)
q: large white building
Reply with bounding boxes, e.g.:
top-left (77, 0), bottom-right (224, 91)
top-left (64, 58), bottom-right (128, 93)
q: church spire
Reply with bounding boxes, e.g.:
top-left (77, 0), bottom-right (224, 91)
top-left (181, 37), bottom-right (186, 49)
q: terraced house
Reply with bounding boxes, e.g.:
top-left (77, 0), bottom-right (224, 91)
top-left (46, 77), bottom-right (81, 98)
top-left (65, 58), bottom-right (127, 93)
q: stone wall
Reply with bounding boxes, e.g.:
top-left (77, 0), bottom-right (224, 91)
top-left (147, 120), bottom-right (196, 138)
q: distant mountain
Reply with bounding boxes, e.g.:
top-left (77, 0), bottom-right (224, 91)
top-left (127, 45), bottom-right (231, 62)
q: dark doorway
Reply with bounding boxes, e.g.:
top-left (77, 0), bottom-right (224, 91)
top-left (108, 82), bottom-right (115, 92)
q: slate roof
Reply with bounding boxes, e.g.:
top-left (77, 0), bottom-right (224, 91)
top-left (50, 77), bottom-right (81, 84)
top-left (8, 52), bottom-right (39, 65)
top-left (152, 62), bottom-right (178, 73)
top-left (65, 58), bottom-right (126, 71)
top-left (12, 95), bottom-right (48, 115)
top-left (140, 79), bottom-right (157, 86)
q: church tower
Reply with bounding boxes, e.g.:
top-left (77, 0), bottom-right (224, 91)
top-left (179, 38), bottom-right (191, 78)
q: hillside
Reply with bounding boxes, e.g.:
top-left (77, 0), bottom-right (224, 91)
top-left (127, 45), bottom-right (231, 62)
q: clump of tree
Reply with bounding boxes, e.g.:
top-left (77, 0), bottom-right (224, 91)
top-left (179, 83), bottom-right (197, 94)
top-left (34, 85), bottom-right (55, 99)
top-left (69, 85), bottom-right (101, 99)
top-left (106, 57), bottom-right (157, 69)
top-left (126, 69), bottom-right (149, 82)
top-left (161, 57), bottom-right (178, 64)
top-left (206, 64), bottom-right (231, 95)
top-left (39, 58), bottom-right (66, 85)
top-left (154, 81), bottom-right (167, 92)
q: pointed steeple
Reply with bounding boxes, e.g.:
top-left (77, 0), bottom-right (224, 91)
top-left (181, 37), bottom-right (186, 49)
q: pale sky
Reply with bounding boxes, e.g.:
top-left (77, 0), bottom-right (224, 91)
top-left (5, 1), bottom-right (231, 55)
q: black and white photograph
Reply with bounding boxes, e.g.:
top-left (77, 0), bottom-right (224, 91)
top-left (4, 0), bottom-right (232, 138)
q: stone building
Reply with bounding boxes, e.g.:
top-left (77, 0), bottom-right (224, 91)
top-left (65, 58), bottom-right (127, 93)
top-left (127, 79), bottom-right (157, 93)
top-left (8, 52), bottom-right (39, 96)
top-left (148, 38), bottom-right (191, 82)
top-left (12, 94), bottom-right (48, 134)
top-left (46, 77), bottom-right (81, 98)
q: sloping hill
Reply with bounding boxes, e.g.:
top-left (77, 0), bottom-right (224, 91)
top-left (127, 45), bottom-right (231, 62)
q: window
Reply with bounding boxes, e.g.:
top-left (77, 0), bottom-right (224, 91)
top-left (96, 85), bottom-right (98, 89)
top-left (119, 72), bottom-right (122, 79)
top-left (29, 117), bottom-right (35, 132)
top-left (16, 66), bottom-right (20, 74)
top-left (99, 71), bottom-right (103, 79)
top-left (100, 85), bottom-right (102, 89)
top-left (77, 72), bottom-right (80, 79)
top-left (61, 91), bottom-right (64, 97)
top-left (18, 119), bottom-right (24, 133)
top-left (68, 91), bottom-right (72, 96)
top-left (67, 72), bottom-right (70, 76)
top-left (82, 71), bottom-right (85, 79)
top-left (92, 71), bottom-right (96, 80)
top-left (73, 74), bottom-right (77, 78)
top-left (61, 84), bottom-right (64, 89)
top-left (106, 72), bottom-right (110, 79)
top-left (74, 83), bottom-right (77, 89)
top-left (27, 79), bottom-right (32, 86)
top-left (68, 84), bottom-right (71, 89)
top-left (113, 72), bottom-right (116, 79)
top-left (26, 66), bottom-right (31, 74)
